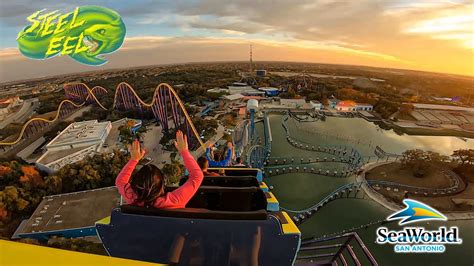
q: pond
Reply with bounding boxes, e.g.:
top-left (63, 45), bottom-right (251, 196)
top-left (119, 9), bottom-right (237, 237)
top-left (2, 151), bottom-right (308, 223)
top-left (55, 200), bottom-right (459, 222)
top-left (263, 114), bottom-right (474, 265)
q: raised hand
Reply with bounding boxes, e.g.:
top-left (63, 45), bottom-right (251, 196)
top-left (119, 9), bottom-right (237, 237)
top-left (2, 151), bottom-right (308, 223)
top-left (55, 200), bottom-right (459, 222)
top-left (174, 130), bottom-right (188, 153)
top-left (129, 139), bottom-right (146, 161)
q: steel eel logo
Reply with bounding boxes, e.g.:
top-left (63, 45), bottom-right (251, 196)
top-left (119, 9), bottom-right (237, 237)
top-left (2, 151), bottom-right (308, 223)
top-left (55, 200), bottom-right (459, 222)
top-left (387, 199), bottom-right (447, 225)
top-left (376, 199), bottom-right (462, 253)
top-left (17, 6), bottom-right (126, 66)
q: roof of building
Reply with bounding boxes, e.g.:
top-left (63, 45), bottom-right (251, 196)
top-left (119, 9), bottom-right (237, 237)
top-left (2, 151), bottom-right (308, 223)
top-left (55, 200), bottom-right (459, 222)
top-left (207, 88), bottom-right (228, 93)
top-left (411, 103), bottom-right (474, 112)
top-left (258, 87), bottom-right (279, 91)
top-left (243, 96), bottom-right (266, 101)
top-left (223, 93), bottom-right (245, 101)
top-left (336, 100), bottom-right (357, 107)
top-left (356, 103), bottom-right (373, 107)
top-left (46, 120), bottom-right (111, 149)
top-left (227, 86), bottom-right (265, 95)
top-left (280, 98), bottom-right (306, 104)
top-left (228, 85), bottom-right (254, 90)
top-left (37, 145), bottom-right (99, 170)
top-left (0, 96), bottom-right (19, 104)
top-left (17, 187), bottom-right (121, 236)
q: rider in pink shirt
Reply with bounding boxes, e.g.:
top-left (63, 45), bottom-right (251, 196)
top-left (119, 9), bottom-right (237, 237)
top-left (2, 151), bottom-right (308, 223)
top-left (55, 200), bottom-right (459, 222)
top-left (115, 130), bottom-right (203, 209)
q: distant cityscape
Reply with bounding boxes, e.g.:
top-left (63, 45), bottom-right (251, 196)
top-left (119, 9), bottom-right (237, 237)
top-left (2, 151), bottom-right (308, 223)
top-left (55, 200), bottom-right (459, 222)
top-left (0, 61), bottom-right (473, 265)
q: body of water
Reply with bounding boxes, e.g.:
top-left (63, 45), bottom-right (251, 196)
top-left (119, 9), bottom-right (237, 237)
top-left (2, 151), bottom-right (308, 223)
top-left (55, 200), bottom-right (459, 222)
top-left (263, 114), bottom-right (474, 265)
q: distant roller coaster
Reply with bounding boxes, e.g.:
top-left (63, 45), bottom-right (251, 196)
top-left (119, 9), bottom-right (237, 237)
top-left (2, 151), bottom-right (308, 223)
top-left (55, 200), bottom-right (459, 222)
top-left (1, 82), bottom-right (205, 149)
top-left (0, 85), bottom-right (107, 146)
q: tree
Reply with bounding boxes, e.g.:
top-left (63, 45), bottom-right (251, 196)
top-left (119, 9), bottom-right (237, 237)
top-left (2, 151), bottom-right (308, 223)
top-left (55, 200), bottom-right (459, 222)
top-left (401, 149), bottom-right (447, 177)
top-left (162, 160), bottom-right (184, 185)
top-left (399, 103), bottom-right (414, 117)
top-left (160, 131), bottom-right (176, 151)
top-left (374, 99), bottom-right (401, 119)
top-left (50, 150), bottom-right (129, 193)
top-left (44, 175), bottom-right (62, 194)
top-left (119, 125), bottom-right (134, 145)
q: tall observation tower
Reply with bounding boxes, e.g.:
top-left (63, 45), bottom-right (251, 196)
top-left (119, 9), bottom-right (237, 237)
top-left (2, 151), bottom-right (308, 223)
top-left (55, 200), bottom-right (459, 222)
top-left (249, 44), bottom-right (253, 73)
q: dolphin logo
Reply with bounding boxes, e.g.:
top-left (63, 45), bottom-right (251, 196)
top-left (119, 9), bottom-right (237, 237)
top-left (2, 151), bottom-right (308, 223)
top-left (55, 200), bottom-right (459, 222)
top-left (387, 199), bottom-right (447, 225)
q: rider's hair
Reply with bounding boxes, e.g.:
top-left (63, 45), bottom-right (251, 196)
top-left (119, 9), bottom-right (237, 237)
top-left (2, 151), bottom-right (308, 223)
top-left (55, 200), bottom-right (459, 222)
top-left (197, 156), bottom-right (209, 170)
top-left (125, 164), bottom-right (165, 207)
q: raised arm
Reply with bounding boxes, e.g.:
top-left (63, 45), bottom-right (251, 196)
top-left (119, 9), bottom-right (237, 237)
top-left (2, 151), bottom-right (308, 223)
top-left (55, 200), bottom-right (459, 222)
top-left (165, 131), bottom-right (204, 206)
top-left (205, 147), bottom-right (213, 162)
top-left (116, 140), bottom-right (145, 204)
top-left (221, 147), bottom-right (233, 166)
top-left (115, 159), bottom-right (139, 203)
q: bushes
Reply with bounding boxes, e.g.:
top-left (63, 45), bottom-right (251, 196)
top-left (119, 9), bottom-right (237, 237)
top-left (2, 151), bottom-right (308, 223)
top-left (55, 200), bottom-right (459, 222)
top-left (50, 151), bottom-right (129, 194)
top-left (0, 151), bottom-right (129, 237)
top-left (162, 160), bottom-right (185, 185)
top-left (400, 149), bottom-right (448, 177)
top-left (400, 149), bottom-right (474, 179)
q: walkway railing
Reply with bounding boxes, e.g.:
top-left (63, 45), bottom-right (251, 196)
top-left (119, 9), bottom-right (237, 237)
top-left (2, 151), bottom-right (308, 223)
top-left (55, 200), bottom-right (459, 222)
top-left (367, 168), bottom-right (461, 196)
top-left (297, 232), bottom-right (378, 265)
top-left (280, 182), bottom-right (366, 224)
top-left (279, 168), bottom-right (462, 225)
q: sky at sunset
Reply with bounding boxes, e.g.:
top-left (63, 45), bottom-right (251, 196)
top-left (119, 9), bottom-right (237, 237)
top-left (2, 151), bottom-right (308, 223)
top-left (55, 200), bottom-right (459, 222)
top-left (0, 0), bottom-right (473, 82)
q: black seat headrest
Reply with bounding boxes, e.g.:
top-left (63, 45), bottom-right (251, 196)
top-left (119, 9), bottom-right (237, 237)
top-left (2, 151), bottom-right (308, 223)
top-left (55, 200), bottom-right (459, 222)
top-left (208, 168), bottom-right (260, 177)
top-left (120, 205), bottom-right (268, 220)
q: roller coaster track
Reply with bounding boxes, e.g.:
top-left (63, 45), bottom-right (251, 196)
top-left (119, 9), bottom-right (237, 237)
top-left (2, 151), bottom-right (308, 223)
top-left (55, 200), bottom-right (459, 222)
top-left (262, 113), bottom-right (363, 178)
top-left (280, 182), bottom-right (365, 216)
top-left (368, 168), bottom-right (461, 196)
top-left (232, 119), bottom-right (250, 156)
top-left (110, 82), bottom-right (204, 148)
top-left (288, 111), bottom-right (321, 122)
top-left (303, 219), bottom-right (395, 244)
top-left (1, 82), bottom-right (205, 149)
top-left (279, 169), bottom-right (462, 225)
top-left (64, 83), bottom-right (109, 110)
top-left (0, 100), bottom-right (86, 146)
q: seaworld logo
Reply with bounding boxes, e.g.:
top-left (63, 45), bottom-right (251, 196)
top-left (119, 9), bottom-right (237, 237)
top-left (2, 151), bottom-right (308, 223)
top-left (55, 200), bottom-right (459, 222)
top-left (376, 199), bottom-right (462, 253)
top-left (387, 199), bottom-right (447, 225)
top-left (17, 6), bottom-right (126, 66)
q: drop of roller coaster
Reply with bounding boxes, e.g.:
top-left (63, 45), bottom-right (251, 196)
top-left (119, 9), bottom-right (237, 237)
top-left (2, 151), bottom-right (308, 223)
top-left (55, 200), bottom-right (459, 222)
top-left (5, 82), bottom-right (378, 265)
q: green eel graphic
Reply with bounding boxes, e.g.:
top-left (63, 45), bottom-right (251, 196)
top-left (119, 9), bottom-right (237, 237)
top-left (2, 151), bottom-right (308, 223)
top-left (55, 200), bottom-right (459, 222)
top-left (17, 6), bottom-right (126, 66)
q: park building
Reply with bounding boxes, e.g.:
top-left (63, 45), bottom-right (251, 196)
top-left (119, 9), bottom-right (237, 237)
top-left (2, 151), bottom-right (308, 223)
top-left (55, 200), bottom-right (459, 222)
top-left (309, 101), bottom-right (323, 110)
top-left (223, 93), bottom-right (245, 102)
top-left (355, 103), bottom-right (373, 111)
top-left (261, 98), bottom-right (320, 111)
top-left (407, 103), bottom-right (474, 126)
top-left (280, 98), bottom-right (322, 110)
top-left (411, 103), bottom-right (474, 113)
top-left (208, 86), bottom-right (265, 97)
top-left (280, 98), bottom-right (306, 108)
top-left (335, 100), bottom-right (373, 112)
top-left (35, 120), bottom-right (112, 174)
top-left (12, 187), bottom-right (121, 241)
top-left (255, 69), bottom-right (267, 77)
top-left (227, 85), bottom-right (265, 96)
top-left (327, 98), bottom-right (340, 109)
top-left (258, 87), bottom-right (280, 97)
top-left (0, 96), bottom-right (22, 119)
